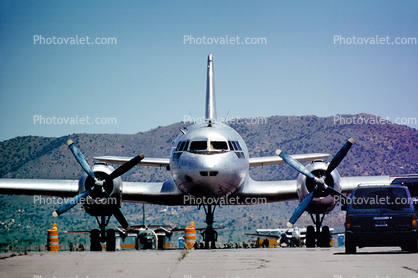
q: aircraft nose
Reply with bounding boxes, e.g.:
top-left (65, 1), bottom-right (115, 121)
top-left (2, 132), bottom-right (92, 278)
top-left (190, 154), bottom-right (227, 170)
top-left (198, 170), bottom-right (219, 177)
top-left (184, 154), bottom-right (240, 196)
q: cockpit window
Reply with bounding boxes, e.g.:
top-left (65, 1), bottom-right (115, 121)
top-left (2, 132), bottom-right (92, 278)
top-left (235, 141), bottom-right (242, 151)
top-left (228, 141), bottom-right (242, 151)
top-left (176, 141), bottom-right (189, 152)
top-left (176, 141), bottom-right (184, 151)
top-left (190, 141), bottom-right (207, 151)
top-left (228, 140), bottom-right (245, 158)
top-left (210, 141), bottom-right (228, 150)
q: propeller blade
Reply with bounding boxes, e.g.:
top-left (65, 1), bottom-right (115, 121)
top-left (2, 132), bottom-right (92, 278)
top-left (111, 205), bottom-right (131, 231)
top-left (287, 191), bottom-right (315, 228)
top-left (276, 149), bottom-right (316, 179)
top-left (325, 138), bottom-right (354, 178)
top-left (67, 139), bottom-right (96, 180)
top-left (105, 154), bottom-right (145, 183)
top-left (101, 190), bottom-right (131, 231)
top-left (52, 189), bottom-right (91, 217)
top-left (325, 187), bottom-right (348, 203)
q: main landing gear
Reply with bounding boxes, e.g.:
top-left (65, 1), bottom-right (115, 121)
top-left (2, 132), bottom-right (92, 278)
top-left (305, 213), bottom-right (331, 248)
top-left (200, 205), bottom-right (218, 249)
top-left (90, 215), bottom-right (116, 251)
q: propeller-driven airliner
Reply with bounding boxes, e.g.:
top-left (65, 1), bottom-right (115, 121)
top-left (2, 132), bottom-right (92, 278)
top-left (1, 53), bottom-right (416, 250)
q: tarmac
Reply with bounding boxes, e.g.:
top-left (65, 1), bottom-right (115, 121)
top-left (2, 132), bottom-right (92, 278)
top-left (1, 247), bottom-right (418, 278)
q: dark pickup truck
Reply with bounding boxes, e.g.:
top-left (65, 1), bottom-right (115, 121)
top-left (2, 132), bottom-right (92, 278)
top-left (343, 185), bottom-right (417, 254)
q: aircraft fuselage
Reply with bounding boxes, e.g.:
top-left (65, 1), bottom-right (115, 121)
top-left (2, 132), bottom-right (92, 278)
top-left (170, 122), bottom-right (249, 197)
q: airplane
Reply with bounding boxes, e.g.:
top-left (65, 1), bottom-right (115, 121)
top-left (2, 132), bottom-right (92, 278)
top-left (245, 227), bottom-right (307, 247)
top-left (245, 226), bottom-right (337, 248)
top-left (1, 53), bottom-right (417, 250)
top-left (116, 204), bottom-right (183, 250)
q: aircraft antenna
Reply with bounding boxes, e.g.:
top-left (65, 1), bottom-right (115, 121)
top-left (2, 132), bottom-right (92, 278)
top-left (188, 110), bottom-right (194, 124)
top-left (225, 109), bottom-right (230, 123)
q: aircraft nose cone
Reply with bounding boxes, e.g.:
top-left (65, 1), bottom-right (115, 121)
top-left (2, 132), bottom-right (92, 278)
top-left (183, 154), bottom-right (239, 197)
top-left (190, 154), bottom-right (226, 171)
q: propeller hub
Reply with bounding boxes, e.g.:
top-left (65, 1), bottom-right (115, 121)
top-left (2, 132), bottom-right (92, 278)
top-left (94, 178), bottom-right (104, 187)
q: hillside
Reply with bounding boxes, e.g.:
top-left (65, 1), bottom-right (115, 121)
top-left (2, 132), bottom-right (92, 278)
top-left (1, 113), bottom-right (417, 250)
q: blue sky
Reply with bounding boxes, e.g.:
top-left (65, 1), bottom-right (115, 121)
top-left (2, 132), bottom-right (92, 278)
top-left (1, 1), bottom-right (417, 141)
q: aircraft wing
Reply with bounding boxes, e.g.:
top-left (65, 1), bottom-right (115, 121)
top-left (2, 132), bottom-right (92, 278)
top-left (93, 156), bottom-right (169, 167)
top-left (95, 153), bottom-right (329, 168)
top-left (120, 179), bottom-right (185, 205)
top-left (340, 175), bottom-right (392, 193)
top-left (243, 233), bottom-right (281, 240)
top-left (232, 174), bottom-right (418, 203)
top-left (0, 178), bottom-right (186, 205)
top-left (248, 153), bottom-right (329, 167)
top-left (233, 176), bottom-right (298, 203)
top-left (1, 175), bottom-right (414, 206)
top-left (0, 179), bottom-right (79, 197)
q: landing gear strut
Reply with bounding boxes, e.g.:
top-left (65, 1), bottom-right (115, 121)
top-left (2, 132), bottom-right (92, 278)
top-left (89, 215), bottom-right (116, 251)
top-left (201, 205), bottom-right (218, 249)
top-left (306, 213), bottom-right (331, 248)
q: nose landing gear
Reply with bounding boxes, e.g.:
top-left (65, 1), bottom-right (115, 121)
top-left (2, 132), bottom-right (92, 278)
top-left (200, 205), bottom-right (218, 249)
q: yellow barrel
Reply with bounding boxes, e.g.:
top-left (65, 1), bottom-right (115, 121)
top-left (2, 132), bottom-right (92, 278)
top-left (184, 221), bottom-right (196, 249)
top-left (47, 223), bottom-right (59, 252)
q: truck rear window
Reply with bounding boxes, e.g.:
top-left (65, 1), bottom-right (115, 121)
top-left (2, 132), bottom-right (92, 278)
top-left (352, 187), bottom-right (410, 210)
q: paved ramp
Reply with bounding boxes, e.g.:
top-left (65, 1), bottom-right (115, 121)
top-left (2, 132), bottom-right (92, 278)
top-left (1, 247), bottom-right (417, 278)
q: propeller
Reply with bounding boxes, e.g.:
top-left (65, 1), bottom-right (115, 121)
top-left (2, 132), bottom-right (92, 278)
top-left (276, 138), bottom-right (353, 227)
top-left (52, 139), bottom-right (145, 231)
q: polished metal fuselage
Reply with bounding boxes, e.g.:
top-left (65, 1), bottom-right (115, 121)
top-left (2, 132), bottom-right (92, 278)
top-left (170, 122), bottom-right (249, 197)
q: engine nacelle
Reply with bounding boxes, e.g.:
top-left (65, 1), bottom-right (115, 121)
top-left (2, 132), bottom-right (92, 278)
top-left (78, 163), bottom-right (123, 216)
top-left (296, 160), bottom-right (342, 214)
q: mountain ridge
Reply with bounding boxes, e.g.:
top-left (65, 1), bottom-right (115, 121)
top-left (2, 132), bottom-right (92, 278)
top-left (1, 113), bottom-right (417, 250)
